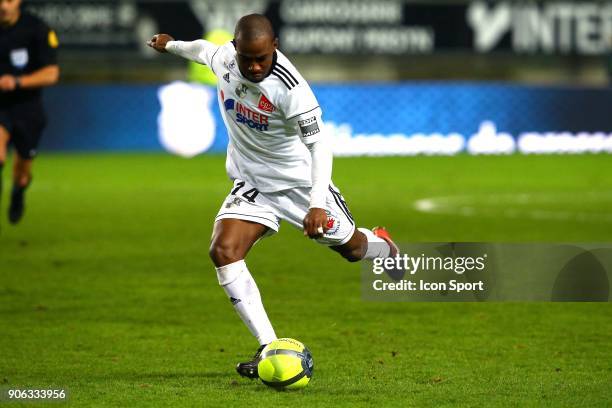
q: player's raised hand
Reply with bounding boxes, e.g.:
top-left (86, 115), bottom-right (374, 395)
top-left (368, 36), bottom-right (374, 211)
top-left (303, 208), bottom-right (329, 239)
top-left (147, 34), bottom-right (174, 53)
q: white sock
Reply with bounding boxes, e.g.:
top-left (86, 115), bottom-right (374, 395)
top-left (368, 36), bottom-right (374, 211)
top-left (358, 227), bottom-right (392, 260)
top-left (216, 260), bottom-right (277, 345)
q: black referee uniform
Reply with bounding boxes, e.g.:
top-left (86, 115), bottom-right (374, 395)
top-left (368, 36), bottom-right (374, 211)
top-left (0, 10), bottom-right (58, 226)
top-left (0, 11), bottom-right (57, 159)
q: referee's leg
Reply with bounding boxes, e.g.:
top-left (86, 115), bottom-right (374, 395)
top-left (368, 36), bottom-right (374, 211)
top-left (12, 151), bottom-right (32, 188)
top-left (8, 151), bottom-right (33, 224)
top-left (0, 126), bottom-right (9, 226)
top-left (0, 126), bottom-right (8, 163)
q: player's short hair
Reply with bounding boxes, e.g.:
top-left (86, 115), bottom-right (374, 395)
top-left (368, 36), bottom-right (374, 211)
top-left (234, 14), bottom-right (275, 43)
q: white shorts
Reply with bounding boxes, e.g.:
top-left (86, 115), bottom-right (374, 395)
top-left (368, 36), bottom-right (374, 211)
top-left (215, 179), bottom-right (356, 246)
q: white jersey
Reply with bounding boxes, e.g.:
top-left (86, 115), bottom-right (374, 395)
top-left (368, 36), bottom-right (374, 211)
top-left (174, 40), bottom-right (324, 192)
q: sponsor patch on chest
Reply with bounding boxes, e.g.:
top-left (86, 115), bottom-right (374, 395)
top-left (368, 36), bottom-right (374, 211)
top-left (258, 94), bottom-right (275, 113)
top-left (223, 95), bottom-right (270, 132)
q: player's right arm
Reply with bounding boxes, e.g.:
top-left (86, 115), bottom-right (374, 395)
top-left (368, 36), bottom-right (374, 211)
top-left (147, 34), bottom-right (219, 67)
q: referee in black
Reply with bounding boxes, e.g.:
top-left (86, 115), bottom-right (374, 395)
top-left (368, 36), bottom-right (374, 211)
top-left (0, 0), bottom-right (58, 228)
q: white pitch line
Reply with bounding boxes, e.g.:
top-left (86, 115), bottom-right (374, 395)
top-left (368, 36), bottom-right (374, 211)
top-left (413, 192), bottom-right (612, 223)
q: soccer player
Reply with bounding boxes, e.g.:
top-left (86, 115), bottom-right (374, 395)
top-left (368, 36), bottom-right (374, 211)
top-left (148, 14), bottom-right (398, 379)
top-left (0, 0), bottom-right (59, 228)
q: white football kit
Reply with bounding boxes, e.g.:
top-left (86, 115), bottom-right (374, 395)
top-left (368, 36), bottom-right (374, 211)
top-left (167, 40), bottom-right (355, 245)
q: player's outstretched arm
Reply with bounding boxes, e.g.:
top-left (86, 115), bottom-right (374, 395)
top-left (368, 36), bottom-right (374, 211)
top-left (147, 34), bottom-right (174, 53)
top-left (147, 35), bottom-right (218, 66)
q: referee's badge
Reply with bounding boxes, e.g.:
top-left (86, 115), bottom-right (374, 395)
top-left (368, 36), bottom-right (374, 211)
top-left (10, 48), bottom-right (28, 69)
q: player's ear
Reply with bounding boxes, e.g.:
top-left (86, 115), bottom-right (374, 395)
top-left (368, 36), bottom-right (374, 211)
top-left (273, 37), bottom-right (279, 50)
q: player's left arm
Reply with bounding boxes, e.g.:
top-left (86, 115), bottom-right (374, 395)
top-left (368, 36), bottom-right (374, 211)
top-left (291, 109), bottom-right (332, 239)
top-left (0, 24), bottom-right (59, 91)
top-left (302, 130), bottom-right (333, 238)
top-left (282, 79), bottom-right (332, 238)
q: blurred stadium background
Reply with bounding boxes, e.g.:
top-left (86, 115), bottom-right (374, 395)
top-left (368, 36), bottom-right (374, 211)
top-left (2, 0), bottom-right (612, 406)
top-left (26, 0), bottom-right (612, 156)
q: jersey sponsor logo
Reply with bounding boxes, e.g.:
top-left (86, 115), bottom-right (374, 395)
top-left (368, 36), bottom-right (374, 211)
top-left (48, 30), bottom-right (59, 48)
top-left (298, 116), bottom-right (320, 137)
top-left (10, 48), bottom-right (28, 68)
top-left (223, 97), bottom-right (269, 131)
top-left (223, 72), bottom-right (230, 83)
top-left (258, 94), bottom-right (275, 113)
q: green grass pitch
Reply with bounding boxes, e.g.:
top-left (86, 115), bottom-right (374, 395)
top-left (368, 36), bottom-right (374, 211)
top-left (1, 153), bottom-right (611, 406)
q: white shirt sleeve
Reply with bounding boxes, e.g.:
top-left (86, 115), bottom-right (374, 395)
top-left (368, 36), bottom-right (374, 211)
top-left (166, 40), bottom-right (220, 70)
top-left (281, 81), bottom-right (330, 207)
top-left (283, 82), bottom-right (323, 144)
top-left (306, 136), bottom-right (333, 209)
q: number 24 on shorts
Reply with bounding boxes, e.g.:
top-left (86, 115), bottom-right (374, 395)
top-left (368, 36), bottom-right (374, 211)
top-left (231, 181), bottom-right (260, 203)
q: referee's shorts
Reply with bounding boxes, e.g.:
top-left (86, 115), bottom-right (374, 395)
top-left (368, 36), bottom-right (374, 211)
top-left (0, 100), bottom-right (46, 159)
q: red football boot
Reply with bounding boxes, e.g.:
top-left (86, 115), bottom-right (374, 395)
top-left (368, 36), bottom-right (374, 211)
top-left (372, 226), bottom-right (404, 280)
top-left (372, 226), bottom-right (399, 257)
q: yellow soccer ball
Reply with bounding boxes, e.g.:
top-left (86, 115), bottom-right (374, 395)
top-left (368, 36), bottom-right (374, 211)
top-left (257, 338), bottom-right (314, 390)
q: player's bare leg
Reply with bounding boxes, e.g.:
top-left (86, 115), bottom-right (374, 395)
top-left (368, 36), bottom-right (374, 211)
top-left (209, 218), bottom-right (278, 378)
top-left (330, 229), bottom-right (369, 262)
top-left (331, 226), bottom-right (403, 280)
top-left (209, 218), bottom-right (267, 266)
top-left (331, 226), bottom-right (397, 261)
top-left (0, 126), bottom-right (9, 230)
top-left (8, 152), bottom-right (33, 224)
